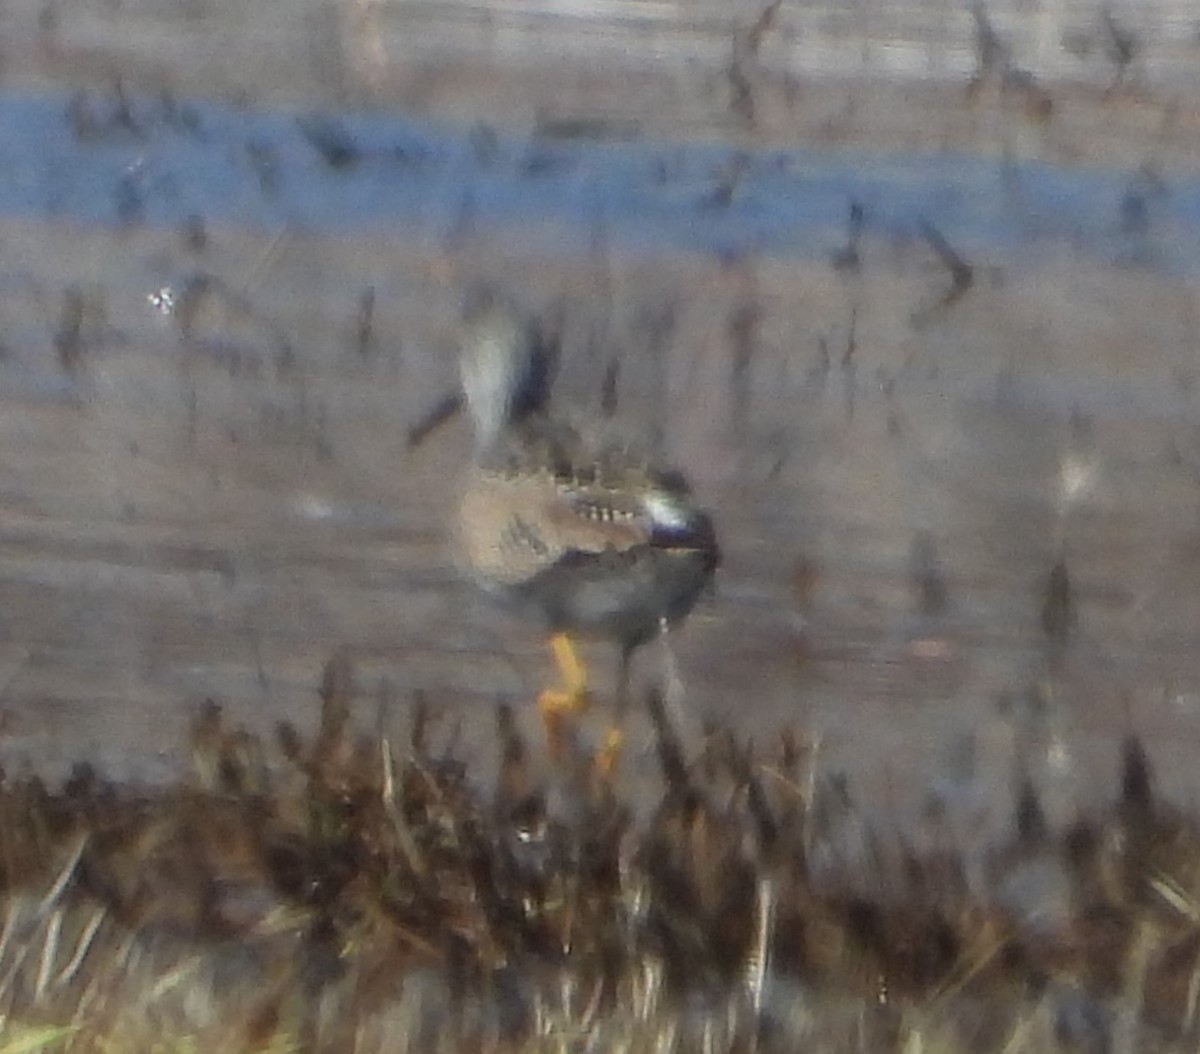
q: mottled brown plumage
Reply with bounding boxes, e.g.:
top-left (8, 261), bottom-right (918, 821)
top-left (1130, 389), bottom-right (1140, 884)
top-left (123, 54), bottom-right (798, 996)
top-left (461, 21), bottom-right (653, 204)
top-left (454, 286), bottom-right (720, 736)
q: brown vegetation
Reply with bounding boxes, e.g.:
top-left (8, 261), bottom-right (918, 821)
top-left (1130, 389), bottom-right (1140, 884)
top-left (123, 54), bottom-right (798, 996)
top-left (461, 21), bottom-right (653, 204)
top-left (0, 653), bottom-right (1196, 1052)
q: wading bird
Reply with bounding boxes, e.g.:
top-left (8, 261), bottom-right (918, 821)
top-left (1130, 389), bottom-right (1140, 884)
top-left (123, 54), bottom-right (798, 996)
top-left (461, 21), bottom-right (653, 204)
top-left (418, 286), bottom-right (720, 758)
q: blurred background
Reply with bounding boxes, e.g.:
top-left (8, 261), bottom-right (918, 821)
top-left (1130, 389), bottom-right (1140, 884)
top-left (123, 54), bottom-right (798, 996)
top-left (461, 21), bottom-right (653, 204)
top-left (1, 0), bottom-right (1199, 841)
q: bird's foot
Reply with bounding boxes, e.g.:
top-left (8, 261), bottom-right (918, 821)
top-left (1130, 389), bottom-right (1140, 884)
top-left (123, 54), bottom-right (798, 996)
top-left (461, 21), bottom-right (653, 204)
top-left (594, 726), bottom-right (624, 778)
top-left (539, 632), bottom-right (593, 753)
top-left (538, 685), bottom-right (591, 758)
top-left (537, 686), bottom-right (591, 718)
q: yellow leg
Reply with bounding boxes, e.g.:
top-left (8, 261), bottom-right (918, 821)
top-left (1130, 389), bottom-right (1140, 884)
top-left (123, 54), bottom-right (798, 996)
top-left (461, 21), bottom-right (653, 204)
top-left (596, 644), bottom-right (633, 778)
top-left (537, 634), bottom-right (629, 778)
top-left (595, 726), bottom-right (625, 778)
top-left (538, 632), bottom-right (590, 720)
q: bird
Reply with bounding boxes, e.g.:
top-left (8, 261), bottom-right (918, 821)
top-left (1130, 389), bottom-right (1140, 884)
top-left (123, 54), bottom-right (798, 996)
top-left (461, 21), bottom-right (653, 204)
top-left (448, 284), bottom-right (720, 754)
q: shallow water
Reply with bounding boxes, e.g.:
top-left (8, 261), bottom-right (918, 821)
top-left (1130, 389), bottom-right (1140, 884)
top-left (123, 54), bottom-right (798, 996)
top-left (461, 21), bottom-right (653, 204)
top-left (0, 90), bottom-right (1192, 270)
top-left (0, 85), bottom-right (1198, 845)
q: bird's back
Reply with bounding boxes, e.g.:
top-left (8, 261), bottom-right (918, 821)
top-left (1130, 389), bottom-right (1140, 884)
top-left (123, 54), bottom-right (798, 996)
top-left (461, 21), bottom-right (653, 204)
top-left (457, 413), bottom-right (719, 648)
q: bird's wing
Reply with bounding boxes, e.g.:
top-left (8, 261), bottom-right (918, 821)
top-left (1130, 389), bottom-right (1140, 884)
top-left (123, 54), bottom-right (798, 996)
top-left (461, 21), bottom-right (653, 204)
top-left (482, 417), bottom-right (711, 564)
top-left (538, 477), bottom-right (652, 555)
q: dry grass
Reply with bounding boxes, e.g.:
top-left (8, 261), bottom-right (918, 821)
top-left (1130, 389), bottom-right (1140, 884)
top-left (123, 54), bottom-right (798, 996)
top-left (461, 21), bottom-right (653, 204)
top-left (0, 653), bottom-right (1195, 1051)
